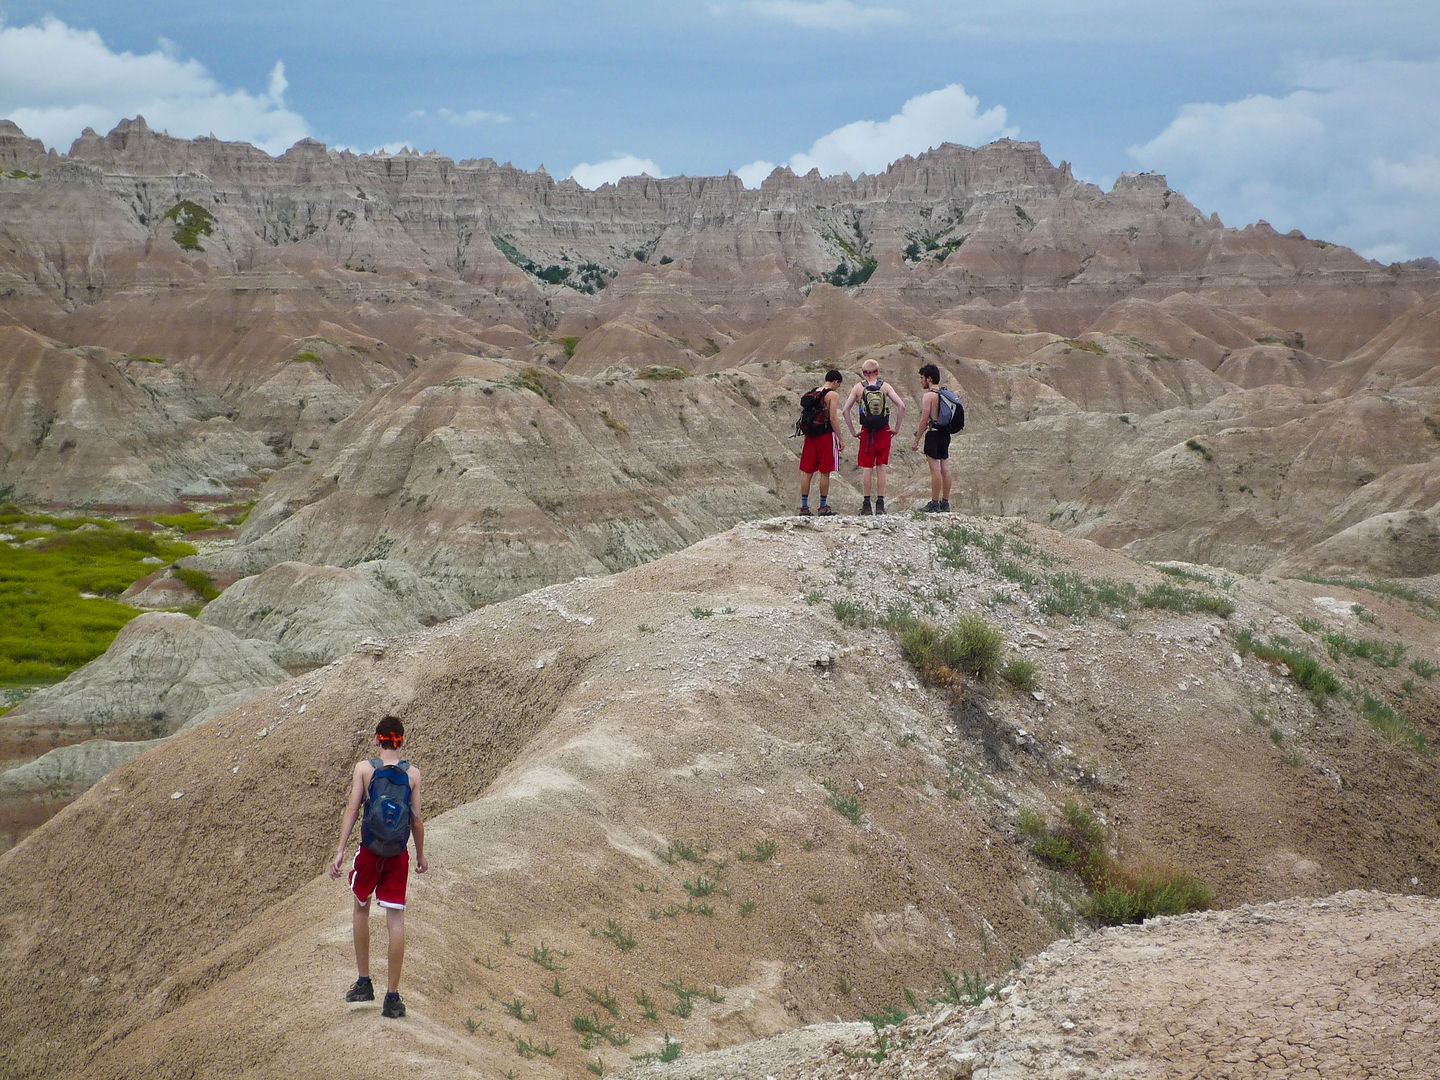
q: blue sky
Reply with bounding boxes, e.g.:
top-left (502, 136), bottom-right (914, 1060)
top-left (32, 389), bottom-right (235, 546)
top-left (1, 1), bottom-right (1438, 261)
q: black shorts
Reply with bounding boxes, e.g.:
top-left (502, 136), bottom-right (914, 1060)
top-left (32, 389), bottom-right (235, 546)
top-left (924, 429), bottom-right (951, 460)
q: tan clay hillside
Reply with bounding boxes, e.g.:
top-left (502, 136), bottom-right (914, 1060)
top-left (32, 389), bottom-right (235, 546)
top-left (1, 515), bottom-right (1435, 1079)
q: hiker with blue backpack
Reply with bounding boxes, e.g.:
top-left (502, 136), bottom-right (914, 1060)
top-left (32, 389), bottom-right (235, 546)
top-left (841, 358), bottom-right (906, 515)
top-left (912, 363), bottom-right (965, 512)
top-left (329, 714), bottom-right (428, 1018)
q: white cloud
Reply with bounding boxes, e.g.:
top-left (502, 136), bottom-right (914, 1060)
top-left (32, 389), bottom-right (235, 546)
top-left (718, 0), bottom-right (906, 31)
top-left (1130, 56), bottom-right (1440, 262)
top-left (437, 107), bottom-right (512, 126)
top-left (735, 83), bottom-right (1016, 185)
top-left (735, 159), bottom-right (778, 188)
top-left (0, 16), bottom-right (310, 155)
top-left (568, 154), bottom-right (664, 189)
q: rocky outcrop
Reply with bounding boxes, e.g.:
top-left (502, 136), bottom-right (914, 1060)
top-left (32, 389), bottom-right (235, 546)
top-left (197, 559), bottom-right (470, 669)
top-left (1, 612), bottom-right (286, 740)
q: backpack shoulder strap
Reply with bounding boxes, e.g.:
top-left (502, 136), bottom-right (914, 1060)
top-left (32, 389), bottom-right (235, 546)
top-left (369, 757), bottom-right (381, 768)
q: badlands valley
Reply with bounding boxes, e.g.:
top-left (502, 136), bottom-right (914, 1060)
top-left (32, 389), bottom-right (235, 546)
top-left (0, 119), bottom-right (1437, 1078)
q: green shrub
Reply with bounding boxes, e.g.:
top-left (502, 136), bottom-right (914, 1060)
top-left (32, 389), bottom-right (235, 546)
top-left (164, 200), bottom-right (215, 251)
top-left (937, 614), bottom-right (1004, 680)
top-left (1000, 656), bottom-right (1039, 692)
top-left (1322, 632), bottom-right (1405, 668)
top-left (1021, 802), bottom-right (1212, 925)
top-left (637, 365), bottom-right (691, 380)
top-left (1184, 438), bottom-right (1213, 461)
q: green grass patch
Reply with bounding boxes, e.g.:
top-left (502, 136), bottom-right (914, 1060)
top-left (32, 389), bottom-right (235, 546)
top-left (1234, 630), bottom-right (1342, 704)
top-left (1184, 438), bottom-right (1213, 461)
top-left (0, 514), bottom-right (195, 685)
top-left (1322, 631), bottom-right (1405, 668)
top-left (823, 780), bottom-right (864, 825)
top-left (290, 350), bottom-right (324, 364)
top-left (147, 511), bottom-right (218, 534)
top-left (1138, 582), bottom-right (1235, 618)
top-left (1359, 694), bottom-right (1432, 756)
top-left (637, 365), bottom-right (692, 380)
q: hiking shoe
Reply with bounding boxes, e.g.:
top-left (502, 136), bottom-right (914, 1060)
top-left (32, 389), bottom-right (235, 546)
top-left (796, 506), bottom-right (812, 516)
top-left (874, 499), bottom-right (887, 515)
top-left (859, 499), bottom-right (872, 516)
top-left (920, 500), bottom-right (940, 513)
top-left (816, 506), bottom-right (837, 516)
top-left (345, 977), bottom-right (374, 1003)
top-left (939, 499), bottom-right (951, 512)
top-left (382, 991), bottom-right (406, 1018)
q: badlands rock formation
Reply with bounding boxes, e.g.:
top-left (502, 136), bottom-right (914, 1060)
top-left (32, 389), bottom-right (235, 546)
top-left (0, 517), bottom-right (1434, 1080)
top-left (0, 117), bottom-right (1434, 586)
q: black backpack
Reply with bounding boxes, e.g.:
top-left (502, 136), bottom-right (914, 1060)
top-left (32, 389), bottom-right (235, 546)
top-left (934, 387), bottom-right (965, 434)
top-left (361, 759), bottom-right (412, 858)
top-left (858, 379), bottom-right (890, 431)
top-left (794, 386), bottom-right (832, 437)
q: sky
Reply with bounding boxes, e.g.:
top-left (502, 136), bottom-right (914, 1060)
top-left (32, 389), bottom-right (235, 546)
top-left (0, 2), bottom-right (1437, 261)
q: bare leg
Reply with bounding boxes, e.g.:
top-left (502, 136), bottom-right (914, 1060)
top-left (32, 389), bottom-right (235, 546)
top-left (928, 458), bottom-right (943, 501)
top-left (818, 472), bottom-right (831, 498)
top-left (862, 467), bottom-right (873, 497)
top-left (799, 470), bottom-right (813, 498)
top-left (386, 907), bottom-right (406, 993)
top-left (875, 463), bottom-right (887, 498)
top-left (941, 461), bottom-right (953, 502)
top-left (353, 899), bottom-right (371, 978)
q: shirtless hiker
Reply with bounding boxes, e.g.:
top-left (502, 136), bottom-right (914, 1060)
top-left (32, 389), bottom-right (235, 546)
top-left (842, 358), bottom-right (906, 515)
top-left (329, 714), bottom-right (428, 1018)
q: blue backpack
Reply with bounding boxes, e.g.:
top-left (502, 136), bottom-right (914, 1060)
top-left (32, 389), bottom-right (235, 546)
top-left (361, 759), bottom-right (412, 857)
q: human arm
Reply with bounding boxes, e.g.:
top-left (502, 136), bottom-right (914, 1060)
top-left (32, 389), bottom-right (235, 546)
top-left (912, 391), bottom-right (935, 450)
top-left (827, 391), bottom-right (844, 451)
top-left (328, 761), bottom-right (368, 877)
top-left (840, 383), bottom-right (861, 438)
top-left (885, 382), bottom-right (906, 432)
top-left (408, 765), bottom-right (428, 873)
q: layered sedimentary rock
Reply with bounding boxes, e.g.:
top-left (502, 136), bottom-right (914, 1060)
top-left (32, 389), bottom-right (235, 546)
top-left (0, 117), bottom-right (1435, 582)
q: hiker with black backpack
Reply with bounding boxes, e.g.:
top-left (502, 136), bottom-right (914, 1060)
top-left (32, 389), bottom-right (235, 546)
top-left (793, 368), bottom-right (845, 516)
top-left (329, 714), bottom-right (428, 1018)
top-left (912, 363), bottom-right (965, 512)
top-left (841, 358), bottom-right (906, 515)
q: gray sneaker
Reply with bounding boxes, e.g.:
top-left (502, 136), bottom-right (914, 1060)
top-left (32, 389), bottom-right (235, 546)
top-left (345, 977), bottom-right (374, 1002)
top-left (382, 991), bottom-right (406, 1018)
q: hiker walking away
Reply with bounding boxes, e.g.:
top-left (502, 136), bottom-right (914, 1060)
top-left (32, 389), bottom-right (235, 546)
top-left (796, 368), bottom-right (845, 516)
top-left (842, 357), bottom-right (906, 515)
top-left (912, 363), bottom-right (955, 512)
top-left (329, 714), bottom-right (428, 1018)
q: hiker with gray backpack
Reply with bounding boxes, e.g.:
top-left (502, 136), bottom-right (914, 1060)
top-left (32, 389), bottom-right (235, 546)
top-left (841, 358), bottom-right (906, 514)
top-left (911, 363), bottom-right (965, 512)
top-left (329, 714), bottom-right (428, 1018)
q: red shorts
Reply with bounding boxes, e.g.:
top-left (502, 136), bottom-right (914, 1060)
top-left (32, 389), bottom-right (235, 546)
top-left (857, 427), bottom-right (892, 468)
top-left (800, 432), bottom-right (838, 474)
top-left (349, 846), bottom-right (410, 910)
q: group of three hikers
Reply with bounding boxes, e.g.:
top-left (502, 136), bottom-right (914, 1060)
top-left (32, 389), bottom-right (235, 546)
top-left (797, 359), bottom-right (960, 516)
top-left (331, 361), bottom-right (965, 1019)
